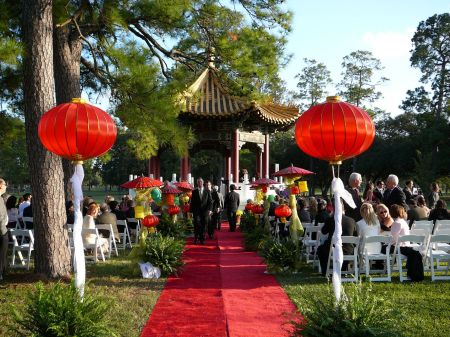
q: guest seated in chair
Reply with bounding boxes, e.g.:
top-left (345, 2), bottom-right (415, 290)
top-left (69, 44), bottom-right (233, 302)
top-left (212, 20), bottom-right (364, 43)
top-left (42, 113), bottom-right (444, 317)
top-left (83, 202), bottom-right (109, 253)
top-left (317, 199), bottom-right (357, 275)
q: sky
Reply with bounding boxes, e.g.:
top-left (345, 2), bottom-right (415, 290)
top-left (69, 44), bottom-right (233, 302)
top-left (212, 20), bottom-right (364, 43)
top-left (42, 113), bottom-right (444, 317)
top-left (280, 0), bottom-right (450, 116)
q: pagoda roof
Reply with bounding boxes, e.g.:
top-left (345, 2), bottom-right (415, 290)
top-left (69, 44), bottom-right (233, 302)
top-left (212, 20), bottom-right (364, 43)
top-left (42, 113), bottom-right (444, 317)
top-left (180, 67), bottom-right (300, 126)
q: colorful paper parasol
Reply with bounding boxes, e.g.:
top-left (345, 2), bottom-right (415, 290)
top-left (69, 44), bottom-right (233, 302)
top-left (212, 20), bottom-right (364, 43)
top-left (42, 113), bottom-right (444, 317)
top-left (120, 176), bottom-right (163, 189)
top-left (174, 181), bottom-right (194, 191)
top-left (272, 164), bottom-right (314, 177)
top-left (160, 182), bottom-right (183, 194)
top-left (250, 178), bottom-right (278, 186)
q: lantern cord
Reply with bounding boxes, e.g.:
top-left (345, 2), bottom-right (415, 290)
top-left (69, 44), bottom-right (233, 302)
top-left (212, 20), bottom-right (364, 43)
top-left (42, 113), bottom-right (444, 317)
top-left (331, 165), bottom-right (335, 178)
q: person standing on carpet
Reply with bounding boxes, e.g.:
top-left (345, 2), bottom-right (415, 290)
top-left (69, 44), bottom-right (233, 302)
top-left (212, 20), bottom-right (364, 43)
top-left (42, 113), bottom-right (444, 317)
top-left (224, 184), bottom-right (240, 232)
top-left (191, 178), bottom-right (213, 244)
top-left (211, 184), bottom-right (224, 233)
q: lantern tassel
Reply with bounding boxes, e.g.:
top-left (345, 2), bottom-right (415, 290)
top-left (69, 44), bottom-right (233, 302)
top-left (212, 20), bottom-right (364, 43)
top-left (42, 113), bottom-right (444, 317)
top-left (70, 163), bottom-right (86, 298)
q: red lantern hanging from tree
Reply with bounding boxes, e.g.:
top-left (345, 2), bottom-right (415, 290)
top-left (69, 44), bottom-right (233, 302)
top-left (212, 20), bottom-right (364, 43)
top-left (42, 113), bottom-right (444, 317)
top-left (252, 204), bottom-right (264, 214)
top-left (142, 214), bottom-right (159, 228)
top-left (168, 205), bottom-right (180, 216)
top-left (294, 96), bottom-right (375, 165)
top-left (38, 98), bottom-right (117, 161)
top-left (275, 204), bottom-right (292, 218)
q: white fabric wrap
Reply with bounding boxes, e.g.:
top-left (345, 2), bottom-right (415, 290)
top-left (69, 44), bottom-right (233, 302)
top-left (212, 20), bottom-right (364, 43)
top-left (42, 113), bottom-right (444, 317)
top-left (70, 163), bottom-right (86, 297)
top-left (331, 177), bottom-right (355, 301)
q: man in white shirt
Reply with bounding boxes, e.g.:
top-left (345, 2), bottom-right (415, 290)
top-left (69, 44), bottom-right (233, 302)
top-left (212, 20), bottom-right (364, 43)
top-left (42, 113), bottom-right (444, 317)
top-left (18, 193), bottom-right (32, 218)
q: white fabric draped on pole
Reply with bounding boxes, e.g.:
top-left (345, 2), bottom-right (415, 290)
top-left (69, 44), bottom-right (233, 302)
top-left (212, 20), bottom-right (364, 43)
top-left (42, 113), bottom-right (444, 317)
top-left (70, 163), bottom-right (86, 297)
top-left (331, 177), bottom-right (356, 301)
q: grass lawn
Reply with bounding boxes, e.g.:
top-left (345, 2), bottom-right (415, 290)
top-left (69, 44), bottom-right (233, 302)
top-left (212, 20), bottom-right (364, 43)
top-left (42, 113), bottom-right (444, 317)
top-left (277, 262), bottom-right (450, 337)
top-left (0, 251), bottom-right (165, 337)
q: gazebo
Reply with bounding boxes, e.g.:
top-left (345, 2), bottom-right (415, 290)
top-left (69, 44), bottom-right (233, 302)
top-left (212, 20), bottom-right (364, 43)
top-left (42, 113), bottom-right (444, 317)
top-left (148, 63), bottom-right (300, 184)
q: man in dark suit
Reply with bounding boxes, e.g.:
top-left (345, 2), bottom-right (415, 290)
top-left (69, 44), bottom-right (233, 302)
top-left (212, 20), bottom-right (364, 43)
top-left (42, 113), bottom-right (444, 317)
top-left (383, 174), bottom-right (408, 211)
top-left (190, 178), bottom-right (213, 244)
top-left (211, 184), bottom-right (224, 233)
top-left (343, 172), bottom-right (363, 222)
top-left (224, 184), bottom-right (240, 232)
top-left (373, 180), bottom-right (385, 203)
top-left (317, 203), bottom-right (357, 275)
top-left (403, 180), bottom-right (414, 205)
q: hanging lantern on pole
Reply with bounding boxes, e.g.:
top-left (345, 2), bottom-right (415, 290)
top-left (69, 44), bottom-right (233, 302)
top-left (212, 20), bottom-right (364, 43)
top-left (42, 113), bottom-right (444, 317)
top-left (38, 98), bottom-right (117, 297)
top-left (294, 96), bottom-right (375, 301)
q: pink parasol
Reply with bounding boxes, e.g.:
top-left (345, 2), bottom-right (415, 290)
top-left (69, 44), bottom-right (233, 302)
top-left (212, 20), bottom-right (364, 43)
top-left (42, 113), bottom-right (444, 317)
top-left (250, 178), bottom-right (278, 186)
top-left (121, 176), bottom-right (163, 189)
top-left (160, 182), bottom-right (183, 194)
top-left (272, 164), bottom-right (314, 177)
top-left (174, 181), bottom-right (194, 191)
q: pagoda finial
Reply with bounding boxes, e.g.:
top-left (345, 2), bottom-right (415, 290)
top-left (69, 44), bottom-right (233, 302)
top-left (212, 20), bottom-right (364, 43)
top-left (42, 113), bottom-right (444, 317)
top-left (207, 47), bottom-right (216, 68)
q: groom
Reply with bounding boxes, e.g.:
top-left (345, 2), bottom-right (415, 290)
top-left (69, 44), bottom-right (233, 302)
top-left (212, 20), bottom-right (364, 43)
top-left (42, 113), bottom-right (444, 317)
top-left (190, 178), bottom-right (213, 244)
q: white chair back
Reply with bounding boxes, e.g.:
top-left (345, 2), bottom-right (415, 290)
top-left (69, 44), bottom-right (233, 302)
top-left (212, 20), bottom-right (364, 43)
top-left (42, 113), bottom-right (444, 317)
top-left (428, 234), bottom-right (450, 281)
top-left (10, 229), bottom-right (34, 270)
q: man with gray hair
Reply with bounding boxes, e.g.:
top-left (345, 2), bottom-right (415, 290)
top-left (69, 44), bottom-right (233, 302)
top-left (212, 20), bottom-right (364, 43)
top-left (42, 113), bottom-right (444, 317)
top-left (344, 172), bottom-right (363, 222)
top-left (383, 174), bottom-right (408, 210)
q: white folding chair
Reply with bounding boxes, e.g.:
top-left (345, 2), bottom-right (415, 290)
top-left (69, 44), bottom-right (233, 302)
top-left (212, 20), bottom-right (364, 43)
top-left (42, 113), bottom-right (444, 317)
top-left (411, 220), bottom-right (433, 232)
top-left (82, 228), bottom-right (106, 263)
top-left (127, 218), bottom-right (141, 244)
top-left (428, 234), bottom-right (450, 281)
top-left (361, 235), bottom-right (392, 282)
top-left (22, 216), bottom-right (34, 229)
top-left (326, 236), bottom-right (360, 282)
top-left (117, 219), bottom-right (133, 249)
top-left (10, 229), bottom-right (34, 270)
top-left (396, 234), bottom-right (426, 282)
top-left (434, 220), bottom-right (450, 234)
top-left (96, 224), bottom-right (119, 258)
top-left (302, 225), bottom-right (322, 263)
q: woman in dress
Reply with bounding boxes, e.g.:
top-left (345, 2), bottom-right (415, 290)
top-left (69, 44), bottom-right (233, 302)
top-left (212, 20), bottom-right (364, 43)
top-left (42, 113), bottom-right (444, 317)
top-left (357, 203), bottom-right (381, 254)
top-left (83, 202), bottom-right (109, 253)
top-left (416, 195), bottom-right (430, 217)
top-left (6, 195), bottom-right (18, 228)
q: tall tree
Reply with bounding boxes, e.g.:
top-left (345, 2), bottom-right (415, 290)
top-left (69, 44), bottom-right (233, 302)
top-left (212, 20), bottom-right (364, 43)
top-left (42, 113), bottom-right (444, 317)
top-left (410, 13), bottom-right (450, 120)
top-left (294, 58), bottom-right (332, 110)
top-left (22, 0), bottom-right (71, 278)
top-left (338, 50), bottom-right (389, 108)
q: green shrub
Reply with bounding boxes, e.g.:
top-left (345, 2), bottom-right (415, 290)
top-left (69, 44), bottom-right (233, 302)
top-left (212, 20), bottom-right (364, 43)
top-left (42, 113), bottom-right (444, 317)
top-left (239, 212), bottom-right (256, 232)
top-left (156, 213), bottom-right (186, 238)
top-left (243, 225), bottom-right (268, 251)
top-left (290, 283), bottom-right (403, 337)
top-left (260, 239), bottom-right (299, 273)
top-left (141, 233), bottom-right (185, 276)
top-left (11, 282), bottom-right (116, 337)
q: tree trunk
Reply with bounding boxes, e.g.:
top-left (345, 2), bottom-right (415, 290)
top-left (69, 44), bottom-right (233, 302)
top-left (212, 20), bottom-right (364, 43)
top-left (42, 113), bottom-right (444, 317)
top-left (53, 25), bottom-right (82, 202)
top-left (22, 0), bottom-right (71, 278)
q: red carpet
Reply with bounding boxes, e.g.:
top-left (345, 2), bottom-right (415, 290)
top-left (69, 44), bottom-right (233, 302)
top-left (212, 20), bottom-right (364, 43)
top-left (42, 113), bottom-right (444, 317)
top-left (140, 224), bottom-right (298, 337)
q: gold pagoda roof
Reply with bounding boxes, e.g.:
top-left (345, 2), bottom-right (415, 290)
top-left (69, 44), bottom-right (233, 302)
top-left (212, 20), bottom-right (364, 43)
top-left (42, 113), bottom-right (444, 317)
top-left (180, 67), bottom-right (300, 125)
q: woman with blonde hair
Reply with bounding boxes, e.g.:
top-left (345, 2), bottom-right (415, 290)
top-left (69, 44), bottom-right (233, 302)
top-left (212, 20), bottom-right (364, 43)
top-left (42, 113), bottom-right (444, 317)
top-left (357, 203), bottom-right (381, 254)
top-left (376, 204), bottom-right (394, 234)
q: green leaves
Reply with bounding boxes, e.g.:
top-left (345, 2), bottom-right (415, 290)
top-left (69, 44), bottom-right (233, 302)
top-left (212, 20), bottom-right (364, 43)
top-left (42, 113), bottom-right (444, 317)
top-left (12, 282), bottom-right (117, 337)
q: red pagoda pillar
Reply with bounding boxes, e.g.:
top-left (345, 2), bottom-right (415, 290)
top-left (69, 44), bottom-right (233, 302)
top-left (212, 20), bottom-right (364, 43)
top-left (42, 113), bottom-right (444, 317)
top-left (149, 154), bottom-right (161, 179)
top-left (262, 134), bottom-right (269, 178)
top-left (180, 156), bottom-right (189, 181)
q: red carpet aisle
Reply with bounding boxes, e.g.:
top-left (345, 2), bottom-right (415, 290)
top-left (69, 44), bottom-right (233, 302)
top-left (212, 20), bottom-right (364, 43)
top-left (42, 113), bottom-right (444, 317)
top-left (140, 224), bottom-right (299, 337)
top-left (217, 228), bottom-right (297, 337)
top-left (140, 239), bottom-right (227, 337)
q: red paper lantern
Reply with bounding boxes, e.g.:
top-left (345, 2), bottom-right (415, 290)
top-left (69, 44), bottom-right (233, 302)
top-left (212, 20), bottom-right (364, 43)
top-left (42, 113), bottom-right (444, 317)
top-left (261, 185), bottom-right (268, 193)
top-left (183, 204), bottom-right (190, 213)
top-left (245, 203), bottom-right (254, 211)
top-left (291, 186), bottom-right (300, 195)
top-left (252, 204), bottom-right (264, 214)
top-left (274, 204), bottom-right (292, 218)
top-left (165, 194), bottom-right (175, 206)
top-left (168, 205), bottom-right (180, 216)
top-left (142, 214), bottom-right (159, 228)
top-left (295, 96), bottom-right (375, 164)
top-left (38, 98), bottom-right (117, 161)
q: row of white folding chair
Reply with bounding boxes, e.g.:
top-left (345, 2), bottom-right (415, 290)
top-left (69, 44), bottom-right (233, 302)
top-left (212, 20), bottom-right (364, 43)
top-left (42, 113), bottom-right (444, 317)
top-left (360, 235), bottom-right (393, 282)
top-left (301, 223), bottom-right (323, 264)
top-left (96, 224), bottom-right (119, 258)
top-left (411, 220), bottom-right (433, 232)
top-left (9, 229), bottom-right (34, 270)
top-left (126, 218), bottom-right (141, 244)
top-left (434, 220), bottom-right (450, 234)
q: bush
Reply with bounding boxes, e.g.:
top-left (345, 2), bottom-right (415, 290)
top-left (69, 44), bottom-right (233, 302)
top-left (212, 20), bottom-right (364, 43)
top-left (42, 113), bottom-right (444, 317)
top-left (12, 282), bottom-right (116, 337)
top-left (239, 212), bottom-right (256, 232)
top-left (243, 225), bottom-right (268, 251)
top-left (156, 213), bottom-right (186, 238)
top-left (260, 239), bottom-right (299, 273)
top-left (141, 233), bottom-right (185, 276)
top-left (290, 283), bottom-right (403, 337)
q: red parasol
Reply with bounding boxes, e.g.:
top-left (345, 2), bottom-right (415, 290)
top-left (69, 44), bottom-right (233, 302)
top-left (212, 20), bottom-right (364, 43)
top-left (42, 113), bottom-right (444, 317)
top-left (273, 164), bottom-right (314, 177)
top-left (120, 176), bottom-right (163, 189)
top-left (250, 178), bottom-right (278, 186)
top-left (174, 181), bottom-right (194, 191)
top-left (160, 182), bottom-right (183, 194)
